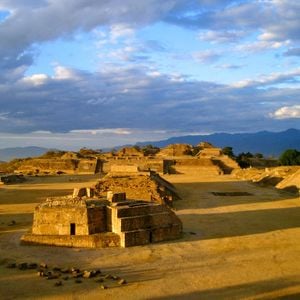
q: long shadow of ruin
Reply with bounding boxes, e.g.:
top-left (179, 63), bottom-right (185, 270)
top-left (179, 206), bottom-right (300, 240)
top-left (0, 189), bottom-right (71, 205)
top-left (149, 276), bottom-right (300, 300)
top-left (173, 180), bottom-right (296, 209)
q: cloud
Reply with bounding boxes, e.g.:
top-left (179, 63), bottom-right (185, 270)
top-left (193, 50), bottom-right (221, 63)
top-left (0, 63), bottom-right (299, 140)
top-left (284, 47), bottom-right (300, 57)
top-left (70, 128), bottom-right (132, 135)
top-left (0, 0), bottom-right (300, 149)
top-left (270, 105), bottom-right (300, 119)
top-left (214, 63), bottom-right (243, 70)
top-left (198, 30), bottom-right (246, 43)
top-left (232, 68), bottom-right (300, 88)
top-left (22, 74), bottom-right (48, 86)
top-left (237, 39), bottom-right (290, 53)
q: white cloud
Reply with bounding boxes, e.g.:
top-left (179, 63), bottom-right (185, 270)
top-left (70, 128), bottom-right (132, 135)
top-left (214, 63), bottom-right (243, 70)
top-left (110, 24), bottom-right (135, 41)
top-left (232, 68), bottom-right (300, 88)
top-left (270, 105), bottom-right (300, 119)
top-left (22, 73), bottom-right (48, 85)
top-left (193, 50), bottom-right (221, 63)
top-left (198, 30), bottom-right (245, 43)
top-left (0, 112), bottom-right (9, 121)
top-left (53, 66), bottom-right (80, 80)
top-left (237, 39), bottom-right (290, 53)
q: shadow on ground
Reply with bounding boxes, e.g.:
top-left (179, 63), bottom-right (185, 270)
top-left (173, 180), bottom-right (296, 209)
top-left (179, 206), bottom-right (300, 240)
top-left (0, 189), bottom-right (71, 205)
top-left (149, 276), bottom-right (300, 300)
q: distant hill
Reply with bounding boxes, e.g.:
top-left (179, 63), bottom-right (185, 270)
top-left (136, 128), bottom-right (300, 157)
top-left (0, 146), bottom-right (50, 162)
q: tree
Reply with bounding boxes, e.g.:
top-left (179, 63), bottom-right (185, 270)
top-left (236, 152), bottom-right (254, 168)
top-left (254, 153), bottom-right (264, 159)
top-left (222, 146), bottom-right (235, 158)
top-left (141, 144), bottom-right (160, 156)
top-left (279, 149), bottom-right (300, 166)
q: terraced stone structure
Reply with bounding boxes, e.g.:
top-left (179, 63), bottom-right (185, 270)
top-left (22, 193), bottom-right (182, 248)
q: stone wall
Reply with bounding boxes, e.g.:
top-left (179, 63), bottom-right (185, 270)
top-left (32, 206), bottom-right (90, 235)
top-left (170, 158), bottom-right (223, 175)
top-left (102, 158), bottom-right (164, 173)
top-left (32, 204), bottom-right (107, 235)
top-left (18, 159), bottom-right (77, 174)
top-left (17, 158), bottom-right (101, 175)
top-left (21, 232), bottom-right (120, 248)
top-left (108, 202), bottom-right (182, 247)
top-left (77, 159), bottom-right (102, 174)
top-left (110, 165), bottom-right (139, 173)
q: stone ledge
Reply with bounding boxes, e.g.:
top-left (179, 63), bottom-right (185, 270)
top-left (21, 232), bottom-right (120, 248)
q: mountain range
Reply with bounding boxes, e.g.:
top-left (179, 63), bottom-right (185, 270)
top-left (0, 129), bottom-right (299, 161)
top-left (0, 146), bottom-right (50, 162)
top-left (137, 128), bottom-right (300, 157)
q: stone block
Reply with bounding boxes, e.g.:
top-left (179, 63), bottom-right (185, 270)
top-left (119, 212), bottom-right (170, 232)
top-left (86, 187), bottom-right (95, 198)
top-left (73, 188), bottom-right (87, 198)
top-left (120, 230), bottom-right (150, 247)
top-left (107, 192), bottom-right (126, 202)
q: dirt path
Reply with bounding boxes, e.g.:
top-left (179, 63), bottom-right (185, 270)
top-left (1, 174), bottom-right (300, 299)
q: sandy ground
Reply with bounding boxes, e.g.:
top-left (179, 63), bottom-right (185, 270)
top-left (0, 173), bottom-right (300, 299)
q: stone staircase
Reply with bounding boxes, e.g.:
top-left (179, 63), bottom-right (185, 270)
top-left (108, 202), bottom-right (182, 247)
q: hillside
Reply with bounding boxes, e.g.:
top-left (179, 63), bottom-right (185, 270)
top-left (137, 128), bottom-right (300, 157)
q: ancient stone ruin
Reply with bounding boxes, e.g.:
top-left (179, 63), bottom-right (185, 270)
top-left (95, 171), bottom-right (181, 207)
top-left (0, 174), bottom-right (25, 185)
top-left (21, 190), bottom-right (182, 248)
top-left (16, 151), bottom-right (103, 175)
top-left (3, 142), bottom-right (240, 177)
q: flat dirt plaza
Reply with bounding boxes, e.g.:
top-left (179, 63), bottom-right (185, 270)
top-left (0, 173), bottom-right (300, 299)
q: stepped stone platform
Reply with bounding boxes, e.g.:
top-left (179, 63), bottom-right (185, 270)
top-left (21, 192), bottom-right (182, 248)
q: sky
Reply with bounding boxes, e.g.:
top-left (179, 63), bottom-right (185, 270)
top-left (0, 0), bottom-right (300, 150)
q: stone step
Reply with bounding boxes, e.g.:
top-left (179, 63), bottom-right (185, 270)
top-left (118, 212), bottom-right (172, 231)
top-left (116, 204), bottom-right (166, 218)
top-left (120, 224), bottom-right (182, 247)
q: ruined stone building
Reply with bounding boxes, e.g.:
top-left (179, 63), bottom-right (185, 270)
top-left (0, 174), bottom-right (25, 184)
top-left (17, 155), bottom-right (102, 175)
top-left (22, 191), bottom-right (182, 248)
top-left (95, 171), bottom-right (181, 207)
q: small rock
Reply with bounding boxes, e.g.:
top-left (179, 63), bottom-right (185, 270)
top-left (8, 220), bottom-right (16, 226)
top-left (112, 275), bottom-right (119, 280)
top-left (70, 267), bottom-right (79, 273)
top-left (47, 274), bottom-right (59, 280)
top-left (83, 271), bottom-right (92, 278)
top-left (37, 271), bottom-right (44, 277)
top-left (54, 281), bottom-right (62, 287)
top-left (28, 263), bottom-right (38, 269)
top-left (72, 272), bottom-right (83, 278)
top-left (52, 266), bottom-right (61, 272)
top-left (18, 262), bottom-right (28, 270)
top-left (62, 276), bottom-right (69, 281)
top-left (94, 269), bottom-right (101, 275)
top-left (61, 268), bottom-right (69, 273)
top-left (118, 279), bottom-right (127, 285)
top-left (40, 262), bottom-right (47, 269)
top-left (100, 285), bottom-right (107, 289)
top-left (6, 262), bottom-right (16, 269)
top-left (104, 274), bottom-right (112, 279)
